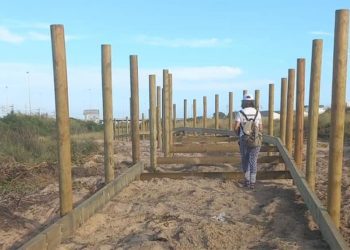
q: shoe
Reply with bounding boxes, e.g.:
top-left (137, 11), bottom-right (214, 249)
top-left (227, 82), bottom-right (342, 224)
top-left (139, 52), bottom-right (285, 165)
top-left (250, 183), bottom-right (255, 189)
top-left (243, 180), bottom-right (250, 187)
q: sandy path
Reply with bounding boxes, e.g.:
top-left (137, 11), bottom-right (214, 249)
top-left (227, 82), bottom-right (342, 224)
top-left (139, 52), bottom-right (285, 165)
top-left (59, 178), bottom-right (328, 249)
top-left (2, 138), bottom-right (349, 249)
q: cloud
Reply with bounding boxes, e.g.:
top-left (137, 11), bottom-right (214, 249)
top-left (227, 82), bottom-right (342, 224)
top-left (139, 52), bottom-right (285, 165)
top-left (0, 26), bottom-right (24, 43)
top-left (28, 31), bottom-right (50, 41)
top-left (171, 66), bottom-right (242, 81)
top-left (310, 31), bottom-right (332, 36)
top-left (136, 35), bottom-right (233, 48)
top-left (0, 21), bottom-right (82, 44)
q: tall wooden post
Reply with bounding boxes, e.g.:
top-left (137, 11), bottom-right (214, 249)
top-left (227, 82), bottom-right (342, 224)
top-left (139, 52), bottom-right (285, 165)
top-left (184, 99), bottom-right (187, 127)
top-left (50, 25), bottom-right (73, 216)
top-left (130, 55), bottom-right (140, 163)
top-left (162, 87), bottom-right (165, 151)
top-left (285, 69), bottom-right (296, 153)
top-left (149, 75), bottom-right (157, 171)
top-left (255, 90), bottom-right (260, 110)
top-left (215, 94), bottom-right (219, 129)
top-left (173, 104), bottom-right (176, 129)
top-left (306, 39), bottom-right (323, 191)
top-left (157, 86), bottom-right (161, 149)
top-left (168, 73), bottom-right (173, 147)
top-left (163, 70), bottom-right (170, 156)
top-left (193, 99), bottom-right (197, 128)
top-left (228, 92), bottom-right (233, 130)
top-left (101, 44), bottom-right (114, 183)
top-left (294, 58), bottom-right (306, 169)
top-left (268, 83), bottom-right (274, 136)
top-left (328, 9), bottom-right (349, 228)
top-left (280, 78), bottom-right (288, 144)
top-left (203, 96), bottom-right (207, 128)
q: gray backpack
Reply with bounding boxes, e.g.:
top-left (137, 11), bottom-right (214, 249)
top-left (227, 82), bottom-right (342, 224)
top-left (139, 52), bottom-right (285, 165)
top-left (239, 110), bottom-right (262, 147)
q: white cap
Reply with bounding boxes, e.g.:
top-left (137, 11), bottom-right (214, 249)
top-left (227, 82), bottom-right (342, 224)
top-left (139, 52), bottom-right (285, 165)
top-left (243, 94), bottom-right (254, 101)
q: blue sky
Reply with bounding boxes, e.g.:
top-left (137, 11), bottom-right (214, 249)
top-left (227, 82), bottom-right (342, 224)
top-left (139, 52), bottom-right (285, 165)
top-left (0, 1), bottom-right (349, 119)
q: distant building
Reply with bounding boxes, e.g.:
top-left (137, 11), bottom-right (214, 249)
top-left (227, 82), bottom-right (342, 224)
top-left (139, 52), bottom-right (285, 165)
top-left (83, 109), bottom-right (99, 123)
top-left (260, 111), bottom-right (280, 120)
top-left (304, 105), bottom-right (327, 115)
top-left (347, 101), bottom-right (350, 108)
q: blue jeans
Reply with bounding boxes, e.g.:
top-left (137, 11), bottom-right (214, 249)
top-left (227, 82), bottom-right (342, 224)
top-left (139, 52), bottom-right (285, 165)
top-left (239, 137), bottom-right (261, 184)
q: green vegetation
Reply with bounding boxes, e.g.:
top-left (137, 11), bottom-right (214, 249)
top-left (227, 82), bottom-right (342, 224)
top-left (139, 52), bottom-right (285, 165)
top-left (0, 113), bottom-right (103, 164)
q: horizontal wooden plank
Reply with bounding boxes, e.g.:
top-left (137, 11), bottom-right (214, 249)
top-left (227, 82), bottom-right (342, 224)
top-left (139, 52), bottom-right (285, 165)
top-left (270, 135), bottom-right (349, 250)
top-left (140, 171), bottom-right (292, 181)
top-left (171, 144), bottom-right (278, 153)
top-left (174, 127), bottom-right (237, 136)
top-left (156, 155), bottom-right (283, 165)
top-left (175, 135), bottom-right (237, 143)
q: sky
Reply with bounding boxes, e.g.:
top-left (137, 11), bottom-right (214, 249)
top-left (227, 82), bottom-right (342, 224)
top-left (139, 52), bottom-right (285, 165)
top-left (0, 1), bottom-right (349, 119)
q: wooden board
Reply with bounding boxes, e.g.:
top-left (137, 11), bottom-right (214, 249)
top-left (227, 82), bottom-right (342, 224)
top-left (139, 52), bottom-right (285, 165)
top-left (140, 170), bottom-right (292, 181)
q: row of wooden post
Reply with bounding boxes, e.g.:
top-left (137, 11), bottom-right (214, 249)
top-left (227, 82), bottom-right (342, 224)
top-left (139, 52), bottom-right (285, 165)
top-left (51, 9), bottom-right (348, 231)
top-left (51, 26), bottom-right (115, 216)
top-left (264, 10), bottom-right (349, 229)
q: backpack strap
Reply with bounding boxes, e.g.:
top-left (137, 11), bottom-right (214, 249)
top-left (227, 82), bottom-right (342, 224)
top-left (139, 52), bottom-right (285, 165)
top-left (239, 110), bottom-right (250, 121)
top-left (252, 109), bottom-right (259, 122)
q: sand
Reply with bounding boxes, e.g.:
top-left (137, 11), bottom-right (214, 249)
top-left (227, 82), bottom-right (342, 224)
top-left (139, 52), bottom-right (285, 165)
top-left (1, 139), bottom-right (349, 249)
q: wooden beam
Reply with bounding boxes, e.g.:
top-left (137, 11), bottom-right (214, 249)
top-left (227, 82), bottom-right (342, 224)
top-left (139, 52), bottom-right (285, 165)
top-left (171, 144), bottom-right (278, 153)
top-left (175, 135), bottom-right (237, 143)
top-left (50, 24), bottom-right (73, 216)
top-left (156, 155), bottom-right (283, 165)
top-left (263, 135), bottom-right (349, 250)
top-left (140, 171), bottom-right (292, 181)
top-left (101, 44), bottom-right (114, 183)
top-left (306, 39), bottom-right (323, 191)
top-left (130, 55), bottom-right (140, 163)
top-left (174, 127), bottom-right (237, 136)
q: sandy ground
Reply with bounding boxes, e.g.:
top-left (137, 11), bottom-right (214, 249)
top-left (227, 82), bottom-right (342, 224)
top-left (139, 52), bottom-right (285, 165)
top-left (1, 138), bottom-right (349, 249)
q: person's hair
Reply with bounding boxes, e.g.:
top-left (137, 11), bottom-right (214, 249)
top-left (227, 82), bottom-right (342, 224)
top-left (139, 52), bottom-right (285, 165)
top-left (241, 100), bottom-right (255, 108)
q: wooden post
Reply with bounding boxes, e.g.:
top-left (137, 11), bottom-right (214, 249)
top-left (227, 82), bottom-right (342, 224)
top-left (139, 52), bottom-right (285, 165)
top-left (184, 99), bottom-right (187, 127)
top-left (228, 92), bottom-right (233, 130)
top-left (193, 99), bottom-right (197, 128)
top-left (163, 70), bottom-right (170, 156)
top-left (130, 55), bottom-right (140, 163)
top-left (294, 58), bottom-right (306, 169)
top-left (203, 96), bottom-right (207, 128)
top-left (162, 87), bottom-right (165, 151)
top-left (268, 83), bottom-right (274, 136)
top-left (280, 78), bottom-right (288, 144)
top-left (168, 73), bottom-right (173, 147)
top-left (50, 24), bottom-right (73, 216)
top-left (117, 121), bottom-right (120, 138)
top-left (285, 69), bottom-right (296, 153)
top-left (215, 94), bottom-right (219, 129)
top-left (173, 104), bottom-right (176, 129)
top-left (243, 89), bottom-right (247, 97)
top-left (113, 119), bottom-right (116, 140)
top-left (126, 116), bottom-right (129, 137)
top-left (328, 9), bottom-right (349, 228)
top-left (149, 75), bottom-right (157, 171)
top-left (141, 113), bottom-right (145, 140)
top-left (101, 44), bottom-right (114, 183)
top-left (306, 39), bottom-right (323, 191)
top-left (157, 86), bottom-right (162, 149)
top-left (255, 90), bottom-right (260, 110)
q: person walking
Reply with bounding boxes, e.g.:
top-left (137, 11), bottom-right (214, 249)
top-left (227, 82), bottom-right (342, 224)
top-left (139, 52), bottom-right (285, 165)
top-left (234, 94), bottom-right (263, 189)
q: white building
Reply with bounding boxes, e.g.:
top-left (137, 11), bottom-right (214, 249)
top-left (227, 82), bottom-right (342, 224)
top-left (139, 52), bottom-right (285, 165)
top-left (83, 109), bottom-right (100, 123)
top-left (304, 105), bottom-right (327, 116)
